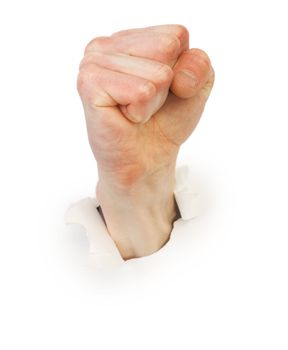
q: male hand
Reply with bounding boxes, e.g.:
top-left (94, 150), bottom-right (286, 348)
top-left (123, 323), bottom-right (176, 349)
top-left (77, 25), bottom-right (214, 260)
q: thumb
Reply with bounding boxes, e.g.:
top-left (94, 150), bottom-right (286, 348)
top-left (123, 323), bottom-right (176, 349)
top-left (154, 49), bottom-right (214, 146)
top-left (170, 48), bottom-right (214, 99)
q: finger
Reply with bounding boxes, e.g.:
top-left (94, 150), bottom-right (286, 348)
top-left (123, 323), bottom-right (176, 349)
top-left (170, 49), bottom-right (213, 99)
top-left (84, 32), bottom-right (181, 66)
top-left (80, 52), bottom-right (173, 90)
top-left (79, 53), bottom-right (173, 122)
top-left (112, 24), bottom-right (189, 54)
top-left (77, 64), bottom-right (159, 123)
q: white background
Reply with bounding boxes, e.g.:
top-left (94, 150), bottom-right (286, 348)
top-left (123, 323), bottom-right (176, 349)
top-left (0, 0), bottom-right (287, 349)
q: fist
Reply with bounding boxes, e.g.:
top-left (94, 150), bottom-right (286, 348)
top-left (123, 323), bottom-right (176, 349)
top-left (77, 25), bottom-right (214, 188)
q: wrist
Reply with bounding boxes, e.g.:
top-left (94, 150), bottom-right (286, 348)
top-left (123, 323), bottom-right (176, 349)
top-left (96, 163), bottom-right (180, 260)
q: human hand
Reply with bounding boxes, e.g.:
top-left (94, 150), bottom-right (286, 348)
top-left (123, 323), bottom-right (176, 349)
top-left (77, 25), bottom-right (214, 259)
top-left (77, 24), bottom-right (214, 188)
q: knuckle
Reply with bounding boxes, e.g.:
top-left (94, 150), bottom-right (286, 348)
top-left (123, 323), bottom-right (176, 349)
top-left (78, 55), bottom-right (90, 69)
top-left (191, 48), bottom-right (211, 69)
top-left (79, 52), bottom-right (100, 69)
top-left (77, 67), bottom-right (112, 107)
top-left (161, 35), bottom-right (180, 60)
top-left (77, 68), bottom-right (90, 95)
top-left (155, 64), bottom-right (173, 85)
top-left (175, 24), bottom-right (189, 39)
top-left (84, 36), bottom-right (108, 54)
top-left (77, 65), bottom-right (100, 96)
top-left (135, 82), bottom-right (156, 102)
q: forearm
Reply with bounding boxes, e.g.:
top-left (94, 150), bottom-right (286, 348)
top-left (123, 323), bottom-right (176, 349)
top-left (96, 163), bottom-right (180, 260)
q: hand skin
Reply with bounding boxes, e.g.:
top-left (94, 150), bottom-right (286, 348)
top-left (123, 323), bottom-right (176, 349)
top-left (77, 25), bottom-right (214, 260)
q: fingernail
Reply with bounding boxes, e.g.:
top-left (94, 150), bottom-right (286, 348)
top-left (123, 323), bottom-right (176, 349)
top-left (180, 70), bottom-right (198, 88)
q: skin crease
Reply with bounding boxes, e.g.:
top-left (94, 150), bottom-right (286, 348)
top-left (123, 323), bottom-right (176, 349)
top-left (77, 25), bottom-right (215, 260)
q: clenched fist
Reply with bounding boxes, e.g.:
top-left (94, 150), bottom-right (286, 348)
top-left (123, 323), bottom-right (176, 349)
top-left (77, 25), bottom-right (214, 260)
